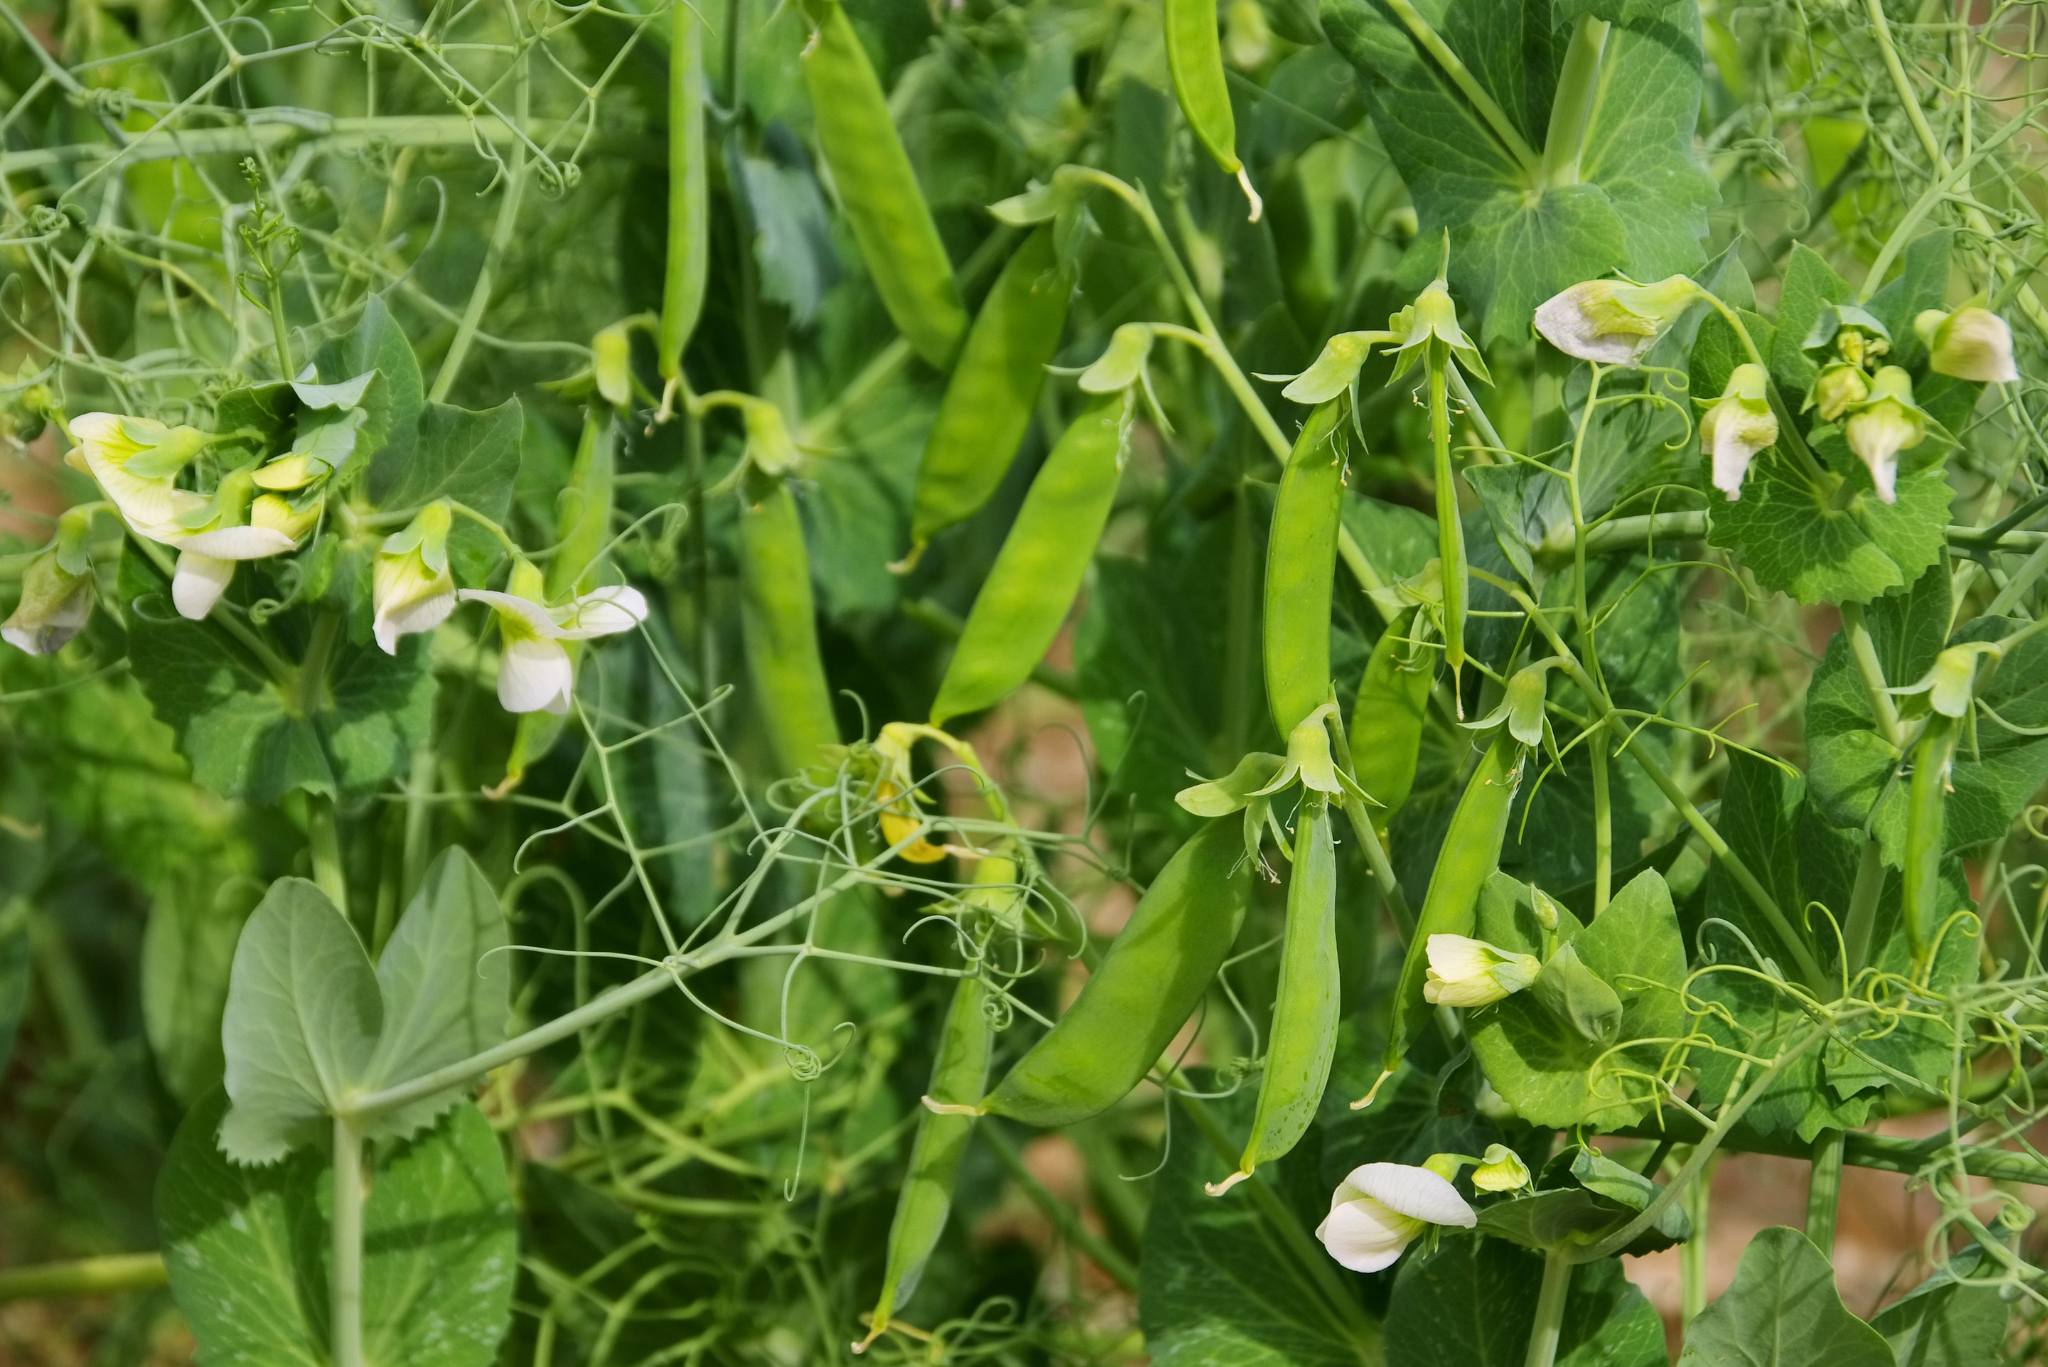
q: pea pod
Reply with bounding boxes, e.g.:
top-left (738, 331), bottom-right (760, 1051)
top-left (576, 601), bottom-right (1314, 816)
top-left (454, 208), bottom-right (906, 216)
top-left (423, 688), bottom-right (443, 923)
top-left (906, 226), bottom-right (1074, 554)
top-left (1263, 400), bottom-right (1346, 738)
top-left (929, 400), bottom-right (1123, 725)
top-left (1163, 0), bottom-right (1262, 218)
top-left (1377, 730), bottom-right (1520, 1084)
top-left (738, 481), bottom-right (839, 775)
top-left (657, 4), bottom-right (708, 378)
top-left (1211, 796), bottom-right (1336, 1194)
top-left (1902, 713), bottom-right (1958, 963)
top-left (799, 0), bottom-right (965, 369)
top-left (856, 973), bottom-right (992, 1353)
top-left (1349, 604), bottom-right (1432, 816)
top-left (1429, 361), bottom-right (1469, 704)
top-left (977, 817), bottom-right (1252, 1127)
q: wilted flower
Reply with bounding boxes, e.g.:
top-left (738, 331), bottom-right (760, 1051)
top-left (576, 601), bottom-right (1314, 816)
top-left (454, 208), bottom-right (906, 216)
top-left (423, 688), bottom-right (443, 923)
top-left (3, 512), bottom-right (95, 656)
top-left (1700, 363), bottom-right (1778, 500)
top-left (1470, 1144), bottom-right (1532, 1193)
top-left (456, 559), bottom-right (648, 714)
top-left (1464, 661), bottom-right (1553, 747)
top-left (1896, 642), bottom-right (2000, 719)
top-left (1533, 275), bottom-right (1699, 367)
top-left (1278, 330), bottom-right (1390, 404)
top-left (1316, 1160), bottom-right (1476, 1273)
top-left (1843, 365), bottom-right (1929, 504)
top-left (1423, 934), bottom-right (1540, 1008)
top-left (1078, 324), bottom-right (1157, 395)
top-left (373, 501), bottom-right (457, 655)
top-left (1916, 306), bottom-right (2018, 384)
top-left (1808, 361), bottom-right (1870, 423)
top-left (870, 722), bottom-right (949, 863)
top-left (66, 412), bottom-right (212, 536)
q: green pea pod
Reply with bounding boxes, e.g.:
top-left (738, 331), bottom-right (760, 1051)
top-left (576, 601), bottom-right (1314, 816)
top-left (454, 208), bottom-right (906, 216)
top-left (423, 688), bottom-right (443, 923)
top-left (1902, 713), bottom-right (1958, 962)
top-left (1429, 362), bottom-right (1469, 703)
top-left (906, 226), bottom-right (1074, 553)
top-left (1213, 796), bottom-right (1336, 1193)
top-left (929, 400), bottom-right (1123, 725)
top-left (1379, 730), bottom-right (1520, 1081)
top-left (858, 973), bottom-right (992, 1353)
top-left (657, 4), bottom-right (708, 378)
top-left (800, 0), bottom-right (965, 369)
top-left (1163, 0), bottom-right (1261, 217)
top-left (1263, 400), bottom-right (1346, 738)
top-left (738, 481), bottom-right (839, 776)
top-left (1349, 604), bottom-right (1432, 815)
top-left (978, 817), bottom-right (1252, 1127)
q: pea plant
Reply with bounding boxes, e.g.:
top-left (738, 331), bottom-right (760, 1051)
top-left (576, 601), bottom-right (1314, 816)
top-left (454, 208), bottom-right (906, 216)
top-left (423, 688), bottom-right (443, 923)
top-left (7, 0), bottom-right (2048, 1363)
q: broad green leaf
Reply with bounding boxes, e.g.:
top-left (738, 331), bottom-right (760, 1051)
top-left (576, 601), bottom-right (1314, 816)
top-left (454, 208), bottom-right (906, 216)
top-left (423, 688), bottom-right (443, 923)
top-left (1140, 1091), bottom-right (1377, 1366)
top-left (1477, 1147), bottom-right (1688, 1257)
top-left (1466, 868), bottom-right (1685, 1129)
top-left (1767, 244), bottom-right (1851, 396)
top-left (1321, 0), bottom-right (1715, 343)
top-left (159, 1091), bottom-right (517, 1367)
top-left (317, 295), bottom-right (424, 487)
top-left (218, 878), bottom-right (381, 1164)
top-left (142, 875), bottom-right (258, 1104)
top-left (368, 396), bottom-right (523, 520)
top-left (362, 849), bottom-right (510, 1141)
top-left (1677, 1226), bottom-right (1891, 1366)
top-left (1872, 1261), bottom-right (2009, 1367)
top-left (1383, 1234), bottom-right (1665, 1367)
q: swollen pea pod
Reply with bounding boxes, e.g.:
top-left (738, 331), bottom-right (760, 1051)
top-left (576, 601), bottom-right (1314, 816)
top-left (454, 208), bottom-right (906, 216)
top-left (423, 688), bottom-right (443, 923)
top-left (1263, 400), bottom-right (1347, 738)
top-left (973, 816), bottom-right (1252, 1127)
top-left (657, 3), bottom-right (708, 378)
top-left (1902, 713), bottom-right (1959, 964)
top-left (799, 0), bottom-right (965, 369)
top-left (856, 973), bottom-right (992, 1354)
top-left (738, 480), bottom-right (840, 775)
top-left (929, 399), bottom-right (1124, 725)
top-left (1162, 0), bottom-right (1262, 219)
top-left (906, 226), bottom-right (1074, 555)
top-left (1210, 796), bottom-right (1336, 1194)
top-left (1349, 604), bottom-right (1432, 818)
top-left (1369, 729), bottom-right (1520, 1098)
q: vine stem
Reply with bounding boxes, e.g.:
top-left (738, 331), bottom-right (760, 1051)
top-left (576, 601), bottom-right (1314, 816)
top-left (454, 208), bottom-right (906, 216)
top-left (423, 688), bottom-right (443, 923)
top-left (981, 1126), bottom-right (1139, 1293)
top-left (429, 44), bottom-right (529, 403)
top-left (1524, 1250), bottom-right (1573, 1367)
top-left (331, 1116), bottom-right (366, 1367)
top-left (0, 1253), bottom-right (167, 1302)
top-left (1839, 603), bottom-right (1905, 750)
top-left (1540, 15), bottom-right (1610, 188)
top-left (1805, 1129), bottom-right (1845, 1252)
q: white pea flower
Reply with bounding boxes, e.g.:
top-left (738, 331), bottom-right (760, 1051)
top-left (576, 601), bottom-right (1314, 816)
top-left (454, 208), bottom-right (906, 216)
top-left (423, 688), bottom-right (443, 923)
top-left (1470, 1143), bottom-right (1532, 1193)
top-left (372, 501), bottom-right (458, 655)
top-left (457, 560), bottom-right (647, 714)
top-left (1916, 306), bottom-right (2018, 384)
top-left (1316, 1160), bottom-right (1476, 1273)
top-left (1533, 275), bottom-right (1700, 367)
top-left (1842, 365), bottom-right (1929, 504)
top-left (1422, 933), bottom-right (1540, 1008)
top-left (66, 412), bottom-right (212, 536)
top-left (3, 530), bottom-right (94, 656)
top-left (1700, 363), bottom-right (1778, 501)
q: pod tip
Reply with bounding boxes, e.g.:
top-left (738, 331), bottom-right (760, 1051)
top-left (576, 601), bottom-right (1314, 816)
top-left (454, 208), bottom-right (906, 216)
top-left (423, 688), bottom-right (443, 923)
top-left (1236, 166), bottom-right (1264, 224)
top-left (920, 1094), bottom-right (984, 1117)
top-left (1348, 1067), bottom-right (1395, 1111)
top-left (1204, 1169), bottom-right (1251, 1197)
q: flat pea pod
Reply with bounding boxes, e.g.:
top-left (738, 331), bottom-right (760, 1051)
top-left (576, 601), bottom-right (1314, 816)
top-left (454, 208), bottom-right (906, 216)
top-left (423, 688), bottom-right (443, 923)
top-left (657, 3), bottom-right (708, 378)
top-left (977, 817), bottom-right (1252, 1128)
top-left (1429, 361), bottom-right (1469, 702)
top-left (799, 0), bottom-right (965, 369)
top-left (857, 973), bottom-right (992, 1353)
top-left (1211, 796), bottom-right (1336, 1194)
top-left (1263, 399), bottom-right (1347, 738)
top-left (1379, 730), bottom-right (1520, 1080)
top-left (1349, 604), bottom-right (1432, 817)
top-left (906, 226), bottom-right (1074, 554)
top-left (929, 399), bottom-right (1123, 725)
top-left (1163, 0), bottom-right (1262, 218)
top-left (738, 480), bottom-right (839, 775)
top-left (1902, 713), bottom-right (1958, 963)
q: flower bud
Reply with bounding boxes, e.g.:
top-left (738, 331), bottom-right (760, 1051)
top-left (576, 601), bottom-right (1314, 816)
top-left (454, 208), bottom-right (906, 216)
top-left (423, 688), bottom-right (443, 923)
top-left (1470, 1143), bottom-right (1532, 1193)
top-left (1808, 361), bottom-right (1869, 423)
top-left (3, 543), bottom-right (93, 656)
top-left (1391, 276), bottom-right (1488, 382)
top-left (1078, 324), bottom-right (1156, 395)
top-left (373, 501), bottom-right (456, 655)
top-left (1422, 934), bottom-right (1541, 1008)
top-left (1280, 331), bottom-right (1381, 404)
top-left (1843, 366), bottom-right (1929, 504)
top-left (1916, 306), bottom-right (2018, 384)
top-left (1533, 275), bottom-right (1699, 367)
top-left (1700, 362), bottom-right (1778, 501)
top-left (1531, 943), bottom-right (1624, 1044)
top-left (593, 322), bottom-right (633, 407)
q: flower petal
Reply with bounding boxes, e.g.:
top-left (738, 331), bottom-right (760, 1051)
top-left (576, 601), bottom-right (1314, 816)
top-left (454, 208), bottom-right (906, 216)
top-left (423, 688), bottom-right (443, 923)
top-left (174, 525), bottom-right (298, 559)
top-left (374, 588), bottom-right (456, 655)
top-left (549, 585), bottom-right (649, 640)
top-left (1316, 1197), bottom-right (1420, 1273)
top-left (456, 587), bottom-right (559, 638)
top-left (172, 552), bottom-right (236, 620)
top-left (497, 635), bottom-right (574, 713)
top-left (1348, 1162), bottom-right (1477, 1228)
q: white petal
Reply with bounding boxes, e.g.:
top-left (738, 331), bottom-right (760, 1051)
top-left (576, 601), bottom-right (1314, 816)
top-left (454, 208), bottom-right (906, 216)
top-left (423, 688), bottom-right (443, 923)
top-left (1425, 935), bottom-right (1495, 983)
top-left (172, 552), bottom-right (236, 620)
top-left (497, 636), bottom-right (574, 713)
top-left (1711, 422), bottom-right (1758, 501)
top-left (455, 587), bottom-right (559, 638)
top-left (549, 585), bottom-right (648, 640)
top-left (1349, 1162), bottom-right (1478, 1229)
top-left (1533, 285), bottom-right (1650, 366)
top-left (173, 525), bottom-right (298, 559)
top-left (374, 589), bottom-right (456, 655)
top-left (1316, 1197), bottom-right (1420, 1273)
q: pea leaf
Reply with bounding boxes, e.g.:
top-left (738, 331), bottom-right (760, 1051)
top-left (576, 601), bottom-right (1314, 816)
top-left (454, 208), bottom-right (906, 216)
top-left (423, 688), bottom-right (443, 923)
top-left (142, 875), bottom-right (258, 1104)
top-left (1767, 243), bottom-right (1851, 396)
top-left (217, 878), bottom-right (382, 1165)
top-left (1321, 0), bottom-right (1715, 343)
top-left (316, 295), bottom-right (424, 485)
top-left (1465, 868), bottom-right (1686, 1129)
top-left (1872, 1260), bottom-right (2009, 1367)
top-left (368, 396), bottom-right (523, 519)
top-left (1384, 1234), bottom-right (1665, 1367)
top-left (159, 1091), bottom-right (517, 1367)
top-left (1677, 1227), bottom-right (1891, 1366)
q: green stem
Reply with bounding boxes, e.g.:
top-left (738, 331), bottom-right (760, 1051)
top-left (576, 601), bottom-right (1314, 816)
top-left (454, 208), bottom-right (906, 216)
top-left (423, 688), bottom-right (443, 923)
top-left (1382, 0), bottom-right (1542, 176)
top-left (1524, 1250), bottom-right (1573, 1367)
top-left (331, 1116), bottom-right (366, 1367)
top-left (1842, 838), bottom-right (1886, 976)
top-left (983, 1126), bottom-right (1139, 1293)
top-left (1805, 1128), bottom-right (1845, 1252)
top-left (0, 1253), bottom-right (167, 1302)
top-left (1589, 736), bottom-right (1612, 915)
top-left (1540, 16), bottom-right (1611, 188)
top-left (0, 114), bottom-right (557, 178)
top-left (1839, 603), bottom-right (1906, 750)
top-left (1680, 1159), bottom-right (1709, 1326)
top-left (308, 795), bottom-right (348, 917)
top-left (265, 274), bottom-right (294, 379)
top-left (430, 54), bottom-right (529, 402)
